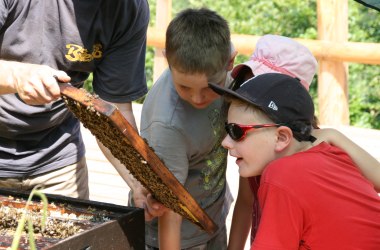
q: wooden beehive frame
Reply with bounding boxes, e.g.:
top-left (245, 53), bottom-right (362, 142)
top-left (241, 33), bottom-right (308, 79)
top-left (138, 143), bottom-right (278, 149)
top-left (59, 84), bottom-right (217, 234)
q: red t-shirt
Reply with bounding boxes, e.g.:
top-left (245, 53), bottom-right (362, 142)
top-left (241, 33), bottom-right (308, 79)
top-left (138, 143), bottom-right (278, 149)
top-left (252, 142), bottom-right (380, 250)
top-left (248, 175), bottom-right (261, 242)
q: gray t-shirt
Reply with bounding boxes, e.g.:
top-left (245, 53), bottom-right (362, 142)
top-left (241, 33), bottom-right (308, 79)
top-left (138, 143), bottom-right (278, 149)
top-left (0, 0), bottom-right (149, 177)
top-left (140, 69), bottom-right (233, 248)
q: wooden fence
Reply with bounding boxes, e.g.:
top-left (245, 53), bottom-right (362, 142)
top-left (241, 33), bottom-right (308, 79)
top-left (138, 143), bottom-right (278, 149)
top-left (147, 0), bottom-right (380, 126)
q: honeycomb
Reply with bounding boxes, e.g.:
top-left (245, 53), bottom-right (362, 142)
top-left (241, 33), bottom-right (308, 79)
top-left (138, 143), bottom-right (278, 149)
top-left (60, 87), bottom-right (217, 234)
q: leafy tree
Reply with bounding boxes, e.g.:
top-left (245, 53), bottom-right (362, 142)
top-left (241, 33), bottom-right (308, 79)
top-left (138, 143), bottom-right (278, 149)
top-left (348, 1), bottom-right (380, 128)
top-left (145, 0), bottom-right (380, 129)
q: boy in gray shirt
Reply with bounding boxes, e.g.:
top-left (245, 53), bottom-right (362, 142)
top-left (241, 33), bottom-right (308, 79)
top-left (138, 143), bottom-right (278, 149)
top-left (138, 8), bottom-right (236, 250)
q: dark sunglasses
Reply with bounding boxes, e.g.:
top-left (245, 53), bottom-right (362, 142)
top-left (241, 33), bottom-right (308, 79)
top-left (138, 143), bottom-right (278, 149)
top-left (225, 122), bottom-right (282, 141)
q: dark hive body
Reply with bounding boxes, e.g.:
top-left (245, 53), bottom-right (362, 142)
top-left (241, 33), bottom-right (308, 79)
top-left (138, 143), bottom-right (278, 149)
top-left (0, 190), bottom-right (144, 250)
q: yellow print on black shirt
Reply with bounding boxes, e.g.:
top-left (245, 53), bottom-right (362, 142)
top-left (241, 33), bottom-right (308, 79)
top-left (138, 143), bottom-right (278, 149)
top-left (65, 43), bottom-right (102, 62)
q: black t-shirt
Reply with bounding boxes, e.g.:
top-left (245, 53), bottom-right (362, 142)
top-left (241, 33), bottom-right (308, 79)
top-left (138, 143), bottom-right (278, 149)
top-left (0, 0), bottom-right (149, 177)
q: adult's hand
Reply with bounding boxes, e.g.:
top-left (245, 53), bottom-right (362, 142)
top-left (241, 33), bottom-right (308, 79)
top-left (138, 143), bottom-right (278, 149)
top-left (0, 60), bottom-right (70, 105)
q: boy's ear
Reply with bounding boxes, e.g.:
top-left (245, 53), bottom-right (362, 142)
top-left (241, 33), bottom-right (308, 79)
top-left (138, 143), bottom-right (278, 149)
top-left (162, 49), bottom-right (166, 58)
top-left (274, 126), bottom-right (293, 152)
top-left (226, 50), bottom-right (238, 71)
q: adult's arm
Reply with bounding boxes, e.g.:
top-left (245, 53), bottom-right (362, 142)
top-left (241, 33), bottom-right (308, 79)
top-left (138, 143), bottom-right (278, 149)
top-left (0, 60), bottom-right (70, 104)
top-left (0, 61), bottom-right (148, 197)
top-left (228, 177), bottom-right (253, 250)
top-left (91, 0), bottom-right (150, 212)
top-left (313, 128), bottom-right (380, 192)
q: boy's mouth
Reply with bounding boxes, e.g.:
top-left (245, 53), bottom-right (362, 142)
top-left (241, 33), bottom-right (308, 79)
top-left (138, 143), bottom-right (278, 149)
top-left (190, 100), bottom-right (212, 109)
top-left (233, 155), bottom-right (243, 165)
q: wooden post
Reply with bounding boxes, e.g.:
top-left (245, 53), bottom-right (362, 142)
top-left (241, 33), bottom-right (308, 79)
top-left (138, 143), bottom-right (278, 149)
top-left (153, 0), bottom-right (172, 83)
top-left (317, 0), bottom-right (349, 125)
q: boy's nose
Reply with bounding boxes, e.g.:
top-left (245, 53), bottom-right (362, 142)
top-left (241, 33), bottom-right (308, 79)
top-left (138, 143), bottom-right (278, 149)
top-left (191, 93), bottom-right (205, 104)
top-left (221, 135), bottom-right (232, 149)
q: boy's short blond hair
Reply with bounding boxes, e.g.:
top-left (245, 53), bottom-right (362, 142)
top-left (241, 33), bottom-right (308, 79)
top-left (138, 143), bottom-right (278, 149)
top-left (165, 8), bottom-right (231, 78)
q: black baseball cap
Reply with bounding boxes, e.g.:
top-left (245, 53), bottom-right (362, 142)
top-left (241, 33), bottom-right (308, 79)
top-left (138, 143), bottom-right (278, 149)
top-left (210, 73), bottom-right (316, 141)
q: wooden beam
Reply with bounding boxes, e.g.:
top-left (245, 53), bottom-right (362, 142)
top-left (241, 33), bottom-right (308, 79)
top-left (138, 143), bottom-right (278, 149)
top-left (294, 39), bottom-right (380, 65)
top-left (152, 0), bottom-right (171, 82)
top-left (147, 27), bottom-right (380, 65)
top-left (317, 0), bottom-right (349, 125)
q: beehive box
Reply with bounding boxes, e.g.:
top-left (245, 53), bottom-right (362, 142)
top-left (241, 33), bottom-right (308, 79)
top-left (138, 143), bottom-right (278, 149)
top-left (0, 188), bottom-right (144, 250)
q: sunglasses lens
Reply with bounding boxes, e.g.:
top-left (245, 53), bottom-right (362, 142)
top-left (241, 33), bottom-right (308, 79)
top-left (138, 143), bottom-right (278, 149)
top-left (225, 123), bottom-right (244, 141)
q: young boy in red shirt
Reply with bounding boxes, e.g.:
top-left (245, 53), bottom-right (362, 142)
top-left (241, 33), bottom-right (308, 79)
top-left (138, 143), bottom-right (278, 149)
top-left (226, 35), bottom-right (380, 250)
top-left (210, 73), bottom-right (380, 249)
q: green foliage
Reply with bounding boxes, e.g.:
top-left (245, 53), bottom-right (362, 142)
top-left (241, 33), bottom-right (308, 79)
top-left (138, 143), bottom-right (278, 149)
top-left (349, 63), bottom-right (380, 128)
top-left (83, 73), bottom-right (93, 93)
top-left (145, 47), bottom-right (155, 90)
top-left (347, 1), bottom-right (380, 128)
top-left (146, 0), bottom-right (380, 129)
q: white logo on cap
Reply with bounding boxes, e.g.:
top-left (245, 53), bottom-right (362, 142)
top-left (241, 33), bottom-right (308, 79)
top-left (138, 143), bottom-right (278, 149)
top-left (268, 101), bottom-right (278, 111)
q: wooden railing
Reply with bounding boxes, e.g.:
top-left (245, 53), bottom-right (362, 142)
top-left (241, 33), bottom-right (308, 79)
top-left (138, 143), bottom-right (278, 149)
top-left (147, 0), bottom-right (380, 126)
top-left (147, 28), bottom-right (380, 64)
